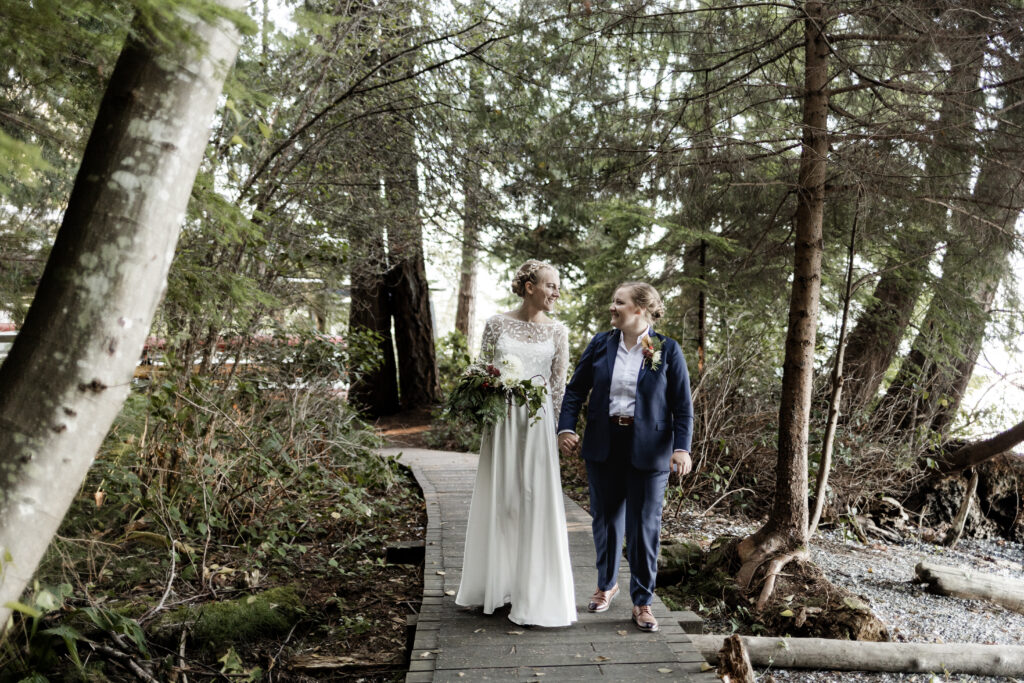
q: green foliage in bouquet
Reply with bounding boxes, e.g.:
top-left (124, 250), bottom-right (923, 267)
top-left (443, 362), bottom-right (548, 427)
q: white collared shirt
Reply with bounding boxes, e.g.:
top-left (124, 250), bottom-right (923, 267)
top-left (608, 328), bottom-right (649, 417)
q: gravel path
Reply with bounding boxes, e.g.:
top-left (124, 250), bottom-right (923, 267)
top-left (662, 511), bottom-right (1024, 682)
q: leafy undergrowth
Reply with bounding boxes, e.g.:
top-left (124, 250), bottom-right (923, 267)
top-left (1, 335), bottom-right (426, 682)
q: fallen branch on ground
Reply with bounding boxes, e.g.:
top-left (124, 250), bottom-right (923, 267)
top-left (915, 560), bottom-right (1024, 615)
top-left (689, 635), bottom-right (1024, 676)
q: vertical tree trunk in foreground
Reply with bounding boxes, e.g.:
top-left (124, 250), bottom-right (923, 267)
top-left (0, 3), bottom-right (244, 632)
top-left (737, 1), bottom-right (828, 608)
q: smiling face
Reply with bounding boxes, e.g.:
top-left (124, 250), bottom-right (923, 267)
top-left (524, 267), bottom-right (560, 312)
top-left (609, 286), bottom-right (646, 331)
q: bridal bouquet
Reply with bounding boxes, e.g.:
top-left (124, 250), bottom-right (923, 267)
top-left (443, 357), bottom-right (547, 427)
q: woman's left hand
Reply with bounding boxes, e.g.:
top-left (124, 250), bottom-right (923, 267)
top-left (670, 450), bottom-right (692, 475)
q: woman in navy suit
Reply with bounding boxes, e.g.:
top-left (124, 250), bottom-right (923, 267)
top-left (557, 282), bottom-right (693, 632)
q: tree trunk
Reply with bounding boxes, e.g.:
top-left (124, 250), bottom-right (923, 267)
top-left (736, 1), bottom-right (828, 600)
top-left (348, 212), bottom-right (400, 416)
top-left (385, 122), bottom-right (440, 410)
top-left (935, 417), bottom-right (1024, 477)
top-left (690, 635), bottom-right (1024, 677)
top-left (877, 71), bottom-right (1024, 435)
top-left (0, 3), bottom-right (243, 632)
top-left (454, 58), bottom-right (484, 341)
top-left (840, 34), bottom-right (984, 415)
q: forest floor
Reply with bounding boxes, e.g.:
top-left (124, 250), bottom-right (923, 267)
top-left (3, 428), bottom-right (427, 683)
top-left (382, 411), bottom-right (1024, 682)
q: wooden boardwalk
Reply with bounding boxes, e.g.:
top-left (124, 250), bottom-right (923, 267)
top-left (382, 447), bottom-right (717, 683)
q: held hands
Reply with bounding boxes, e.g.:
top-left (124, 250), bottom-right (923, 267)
top-left (557, 432), bottom-right (580, 456)
top-left (670, 450), bottom-right (692, 476)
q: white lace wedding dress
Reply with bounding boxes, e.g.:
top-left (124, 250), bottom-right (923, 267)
top-left (455, 314), bottom-right (577, 627)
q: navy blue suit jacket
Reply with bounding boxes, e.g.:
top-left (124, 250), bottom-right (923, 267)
top-left (557, 329), bottom-right (693, 471)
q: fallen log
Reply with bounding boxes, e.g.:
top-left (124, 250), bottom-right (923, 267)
top-left (915, 560), bottom-right (1024, 615)
top-left (688, 635), bottom-right (1024, 677)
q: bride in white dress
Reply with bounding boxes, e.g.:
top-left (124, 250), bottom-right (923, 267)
top-left (455, 260), bottom-right (577, 627)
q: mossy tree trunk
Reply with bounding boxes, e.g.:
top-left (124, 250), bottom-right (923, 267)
top-left (877, 66), bottom-right (1024, 436)
top-left (0, 2), bottom-right (244, 632)
top-left (840, 26), bottom-right (985, 416)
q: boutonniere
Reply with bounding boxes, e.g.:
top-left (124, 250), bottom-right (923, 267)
top-left (641, 334), bottom-right (663, 372)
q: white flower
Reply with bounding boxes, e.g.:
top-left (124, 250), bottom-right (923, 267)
top-left (652, 350), bottom-right (662, 367)
top-left (500, 355), bottom-right (525, 382)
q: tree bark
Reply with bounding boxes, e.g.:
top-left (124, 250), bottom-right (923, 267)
top-left (690, 634), bottom-right (1024, 676)
top-left (0, 2), bottom-right (243, 632)
top-left (916, 560), bottom-right (1024, 615)
top-left (454, 53), bottom-right (484, 341)
top-left (934, 417), bottom-right (1024, 477)
top-left (737, 1), bottom-right (828, 597)
top-left (380, 1), bottom-right (439, 411)
top-left (716, 634), bottom-right (756, 683)
top-left (347, 213), bottom-right (400, 416)
top-left (385, 125), bottom-right (441, 409)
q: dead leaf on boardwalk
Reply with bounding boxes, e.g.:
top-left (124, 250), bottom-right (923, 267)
top-left (473, 628), bottom-right (486, 633)
top-left (436, 570), bottom-right (446, 575)
top-left (594, 655), bottom-right (610, 662)
top-left (658, 668), bottom-right (673, 673)
top-left (444, 590), bottom-right (456, 595)
top-left (617, 630), bottom-right (628, 636)
top-left (700, 662), bottom-right (715, 672)
top-left (419, 651), bottom-right (433, 658)
top-left (507, 630), bottom-right (524, 635)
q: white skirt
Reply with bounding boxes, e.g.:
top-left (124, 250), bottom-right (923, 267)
top-left (455, 399), bottom-right (577, 627)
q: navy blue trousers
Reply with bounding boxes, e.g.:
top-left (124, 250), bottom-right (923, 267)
top-left (585, 423), bottom-right (670, 606)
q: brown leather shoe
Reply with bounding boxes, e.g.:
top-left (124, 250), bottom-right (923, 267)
top-left (587, 584), bottom-right (619, 612)
top-left (632, 604), bottom-right (659, 632)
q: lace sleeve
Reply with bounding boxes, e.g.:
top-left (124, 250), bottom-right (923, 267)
top-left (478, 316), bottom-right (500, 364)
top-left (549, 322), bottom-right (569, 419)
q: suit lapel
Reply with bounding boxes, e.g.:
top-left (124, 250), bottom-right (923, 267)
top-left (605, 330), bottom-right (619, 379)
top-left (636, 330), bottom-right (657, 391)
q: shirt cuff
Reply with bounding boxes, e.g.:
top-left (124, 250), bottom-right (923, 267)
top-left (557, 429), bottom-right (575, 436)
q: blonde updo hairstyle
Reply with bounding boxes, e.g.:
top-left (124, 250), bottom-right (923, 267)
top-left (618, 281), bottom-right (665, 324)
top-left (511, 259), bottom-right (555, 298)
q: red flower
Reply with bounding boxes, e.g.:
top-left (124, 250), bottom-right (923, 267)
top-left (486, 364), bottom-right (501, 377)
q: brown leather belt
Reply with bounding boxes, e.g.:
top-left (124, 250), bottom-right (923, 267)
top-left (610, 415), bottom-right (634, 426)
